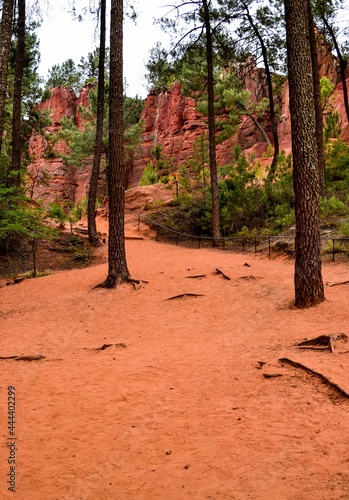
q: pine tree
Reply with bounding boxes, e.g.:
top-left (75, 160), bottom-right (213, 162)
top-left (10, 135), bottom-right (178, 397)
top-left (285, 0), bottom-right (325, 307)
top-left (99, 0), bottom-right (130, 287)
top-left (9, 0), bottom-right (26, 188)
top-left (0, 0), bottom-right (14, 154)
top-left (87, 0), bottom-right (106, 247)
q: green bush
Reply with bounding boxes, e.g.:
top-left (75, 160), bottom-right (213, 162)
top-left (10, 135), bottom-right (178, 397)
top-left (48, 201), bottom-right (67, 226)
top-left (339, 222), bottom-right (349, 237)
top-left (267, 204), bottom-right (295, 232)
top-left (139, 161), bottom-right (160, 186)
top-left (325, 140), bottom-right (349, 196)
top-left (321, 196), bottom-right (348, 217)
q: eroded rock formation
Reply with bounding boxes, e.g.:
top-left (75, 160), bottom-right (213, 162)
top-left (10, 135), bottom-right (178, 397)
top-left (27, 84), bottom-right (97, 205)
top-left (27, 38), bottom-right (346, 203)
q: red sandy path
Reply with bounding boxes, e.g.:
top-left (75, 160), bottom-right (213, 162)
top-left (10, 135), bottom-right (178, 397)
top-left (0, 232), bottom-right (349, 499)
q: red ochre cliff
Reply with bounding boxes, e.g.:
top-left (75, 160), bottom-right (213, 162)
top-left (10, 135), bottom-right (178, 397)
top-left (27, 44), bottom-right (347, 203)
top-left (27, 84), bottom-right (97, 204)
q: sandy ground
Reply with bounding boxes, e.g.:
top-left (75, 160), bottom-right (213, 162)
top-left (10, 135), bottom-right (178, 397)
top-left (1, 219), bottom-right (349, 499)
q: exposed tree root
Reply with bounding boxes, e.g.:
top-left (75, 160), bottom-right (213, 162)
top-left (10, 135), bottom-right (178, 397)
top-left (296, 333), bottom-right (348, 353)
top-left (0, 355), bottom-right (45, 361)
top-left (186, 274), bottom-right (207, 279)
top-left (215, 268), bottom-right (231, 280)
top-left (14, 355), bottom-right (46, 361)
top-left (85, 343), bottom-right (127, 351)
top-left (127, 277), bottom-right (149, 291)
top-left (5, 277), bottom-right (25, 286)
top-left (90, 236), bottom-right (104, 248)
top-left (93, 275), bottom-right (148, 291)
top-left (326, 280), bottom-right (349, 287)
top-left (239, 275), bottom-right (259, 281)
top-left (279, 357), bottom-right (349, 399)
top-left (165, 293), bottom-right (205, 300)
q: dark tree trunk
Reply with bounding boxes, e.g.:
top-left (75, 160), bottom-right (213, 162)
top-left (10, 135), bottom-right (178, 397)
top-left (88, 0), bottom-right (106, 246)
top-left (0, 0), bottom-right (14, 154)
top-left (202, 0), bottom-right (220, 243)
top-left (101, 0), bottom-right (129, 288)
top-left (308, 14), bottom-right (325, 197)
top-left (242, 2), bottom-right (279, 180)
top-left (8, 0), bottom-right (25, 188)
top-left (284, 0), bottom-right (325, 308)
top-left (322, 16), bottom-right (349, 125)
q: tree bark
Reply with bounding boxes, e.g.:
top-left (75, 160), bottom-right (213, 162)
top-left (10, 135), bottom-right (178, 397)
top-left (241, 2), bottom-right (280, 180)
top-left (0, 0), bottom-right (14, 155)
top-left (9, 0), bottom-right (25, 188)
top-left (88, 0), bottom-right (106, 247)
top-left (101, 0), bottom-right (129, 288)
top-left (284, 0), bottom-right (325, 308)
top-left (322, 16), bottom-right (349, 125)
top-left (308, 14), bottom-right (325, 197)
top-left (202, 0), bottom-right (220, 243)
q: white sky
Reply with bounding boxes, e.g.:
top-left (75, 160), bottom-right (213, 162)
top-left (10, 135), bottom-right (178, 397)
top-left (35, 0), bottom-right (171, 98)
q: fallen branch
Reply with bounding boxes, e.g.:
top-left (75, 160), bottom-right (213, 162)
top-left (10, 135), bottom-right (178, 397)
top-left (215, 268), bottom-right (231, 280)
top-left (279, 357), bottom-right (349, 399)
top-left (165, 293), bottom-right (205, 300)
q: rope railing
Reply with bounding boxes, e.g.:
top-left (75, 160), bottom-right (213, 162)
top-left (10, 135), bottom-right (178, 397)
top-left (124, 211), bottom-right (349, 262)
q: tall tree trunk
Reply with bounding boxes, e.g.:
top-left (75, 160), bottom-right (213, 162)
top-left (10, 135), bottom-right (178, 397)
top-left (101, 0), bottom-right (129, 288)
top-left (8, 0), bottom-right (25, 188)
top-left (241, 2), bottom-right (279, 180)
top-left (88, 0), bottom-right (106, 246)
top-left (202, 0), bottom-right (220, 244)
top-left (0, 0), bottom-right (14, 154)
top-left (308, 14), bottom-right (325, 197)
top-left (322, 16), bottom-right (349, 125)
top-left (285, 0), bottom-right (325, 308)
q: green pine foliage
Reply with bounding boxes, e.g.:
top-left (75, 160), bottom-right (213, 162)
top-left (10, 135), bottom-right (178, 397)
top-left (139, 161), bottom-right (160, 186)
top-left (0, 186), bottom-right (57, 276)
top-left (148, 142), bottom-right (296, 237)
top-left (56, 91), bottom-right (144, 182)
